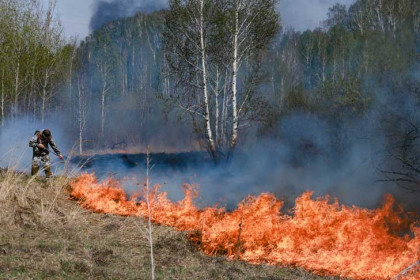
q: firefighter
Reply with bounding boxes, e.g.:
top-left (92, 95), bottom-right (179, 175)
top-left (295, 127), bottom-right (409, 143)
top-left (29, 129), bottom-right (64, 178)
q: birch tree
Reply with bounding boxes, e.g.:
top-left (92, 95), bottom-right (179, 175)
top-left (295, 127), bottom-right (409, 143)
top-left (222, 0), bottom-right (279, 154)
top-left (164, 0), bottom-right (279, 161)
top-left (0, 0), bottom-right (68, 122)
top-left (76, 75), bottom-right (87, 154)
top-left (164, 0), bottom-right (219, 161)
top-left (38, 0), bottom-right (65, 122)
top-left (92, 33), bottom-right (114, 142)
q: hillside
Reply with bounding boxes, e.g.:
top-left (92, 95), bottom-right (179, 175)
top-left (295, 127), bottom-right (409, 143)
top-left (0, 170), bottom-right (341, 280)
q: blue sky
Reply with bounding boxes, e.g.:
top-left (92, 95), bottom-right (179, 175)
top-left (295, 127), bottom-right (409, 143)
top-left (42, 0), bottom-right (356, 39)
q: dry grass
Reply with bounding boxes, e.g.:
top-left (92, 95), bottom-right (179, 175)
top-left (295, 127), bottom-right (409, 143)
top-left (0, 169), bottom-right (344, 280)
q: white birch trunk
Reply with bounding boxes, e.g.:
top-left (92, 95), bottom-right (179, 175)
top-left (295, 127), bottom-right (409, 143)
top-left (215, 67), bottom-right (220, 144)
top-left (30, 52), bottom-right (37, 119)
top-left (101, 85), bottom-right (106, 140)
top-left (14, 61), bottom-right (20, 119)
top-left (77, 78), bottom-right (84, 155)
top-left (230, 3), bottom-right (240, 154)
top-left (200, 0), bottom-right (217, 160)
top-left (68, 47), bottom-right (75, 114)
top-left (41, 69), bottom-right (49, 123)
top-left (375, 0), bottom-right (385, 32)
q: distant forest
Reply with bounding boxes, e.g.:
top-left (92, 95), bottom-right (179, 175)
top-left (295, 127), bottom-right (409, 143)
top-left (0, 0), bottom-right (419, 191)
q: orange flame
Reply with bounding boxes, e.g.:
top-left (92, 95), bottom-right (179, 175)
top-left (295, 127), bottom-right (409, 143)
top-left (70, 173), bottom-right (420, 280)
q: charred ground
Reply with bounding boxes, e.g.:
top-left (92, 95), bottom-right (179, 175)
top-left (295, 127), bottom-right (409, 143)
top-left (70, 150), bottom-right (420, 214)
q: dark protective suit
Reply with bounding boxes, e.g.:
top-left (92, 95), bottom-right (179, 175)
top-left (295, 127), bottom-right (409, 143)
top-left (29, 130), bottom-right (62, 177)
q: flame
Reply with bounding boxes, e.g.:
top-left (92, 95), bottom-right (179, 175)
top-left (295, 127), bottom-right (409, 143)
top-left (70, 173), bottom-right (420, 280)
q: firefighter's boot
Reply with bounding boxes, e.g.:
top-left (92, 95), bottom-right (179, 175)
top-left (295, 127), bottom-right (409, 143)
top-left (31, 164), bottom-right (40, 176)
top-left (44, 165), bottom-right (53, 178)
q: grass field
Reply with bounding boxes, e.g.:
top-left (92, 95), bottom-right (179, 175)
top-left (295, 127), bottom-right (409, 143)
top-left (0, 169), bottom-right (344, 280)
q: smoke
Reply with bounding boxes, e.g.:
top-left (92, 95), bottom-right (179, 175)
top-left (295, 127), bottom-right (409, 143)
top-left (0, 116), bottom-right (73, 174)
top-left (89, 0), bottom-right (357, 33)
top-left (41, 0), bottom-right (358, 39)
top-left (3, 99), bottom-right (417, 214)
top-left (67, 64), bottom-right (420, 214)
top-left (278, 0), bottom-right (356, 31)
top-left (2, 0), bottom-right (418, 216)
top-left (90, 0), bottom-right (168, 30)
top-left (74, 108), bottom-right (418, 213)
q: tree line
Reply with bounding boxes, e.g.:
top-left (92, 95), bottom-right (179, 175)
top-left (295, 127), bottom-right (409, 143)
top-left (0, 0), bottom-right (73, 124)
top-left (0, 0), bottom-right (418, 190)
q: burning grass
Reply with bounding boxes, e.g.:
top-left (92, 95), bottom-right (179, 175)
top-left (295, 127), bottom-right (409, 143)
top-left (0, 169), bottom-right (337, 279)
top-left (70, 173), bottom-right (420, 280)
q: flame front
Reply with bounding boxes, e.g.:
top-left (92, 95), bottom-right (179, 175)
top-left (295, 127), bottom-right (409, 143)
top-left (70, 173), bottom-right (420, 279)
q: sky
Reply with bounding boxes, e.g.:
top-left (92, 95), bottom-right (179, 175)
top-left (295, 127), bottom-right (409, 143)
top-left (280, 0), bottom-right (356, 31)
top-left (41, 0), bottom-right (356, 40)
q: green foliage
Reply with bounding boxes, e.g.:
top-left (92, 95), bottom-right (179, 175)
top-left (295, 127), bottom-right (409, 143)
top-left (0, 0), bottom-right (71, 121)
top-left (263, 0), bottom-right (419, 190)
top-left (267, 0), bottom-right (418, 124)
top-left (283, 85), bottom-right (308, 112)
top-left (315, 76), bottom-right (370, 118)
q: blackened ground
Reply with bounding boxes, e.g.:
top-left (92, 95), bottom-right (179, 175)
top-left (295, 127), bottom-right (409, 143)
top-left (70, 151), bottom-right (420, 214)
top-left (71, 151), bottom-right (212, 178)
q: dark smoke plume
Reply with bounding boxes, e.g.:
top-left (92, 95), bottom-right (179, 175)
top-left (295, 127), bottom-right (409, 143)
top-left (90, 0), bottom-right (168, 31)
